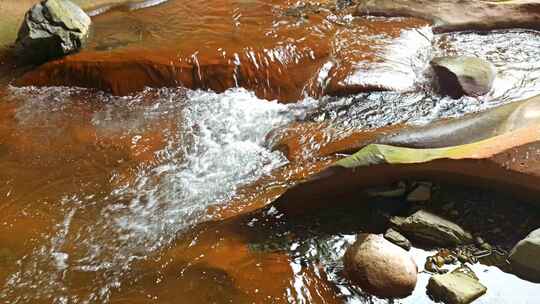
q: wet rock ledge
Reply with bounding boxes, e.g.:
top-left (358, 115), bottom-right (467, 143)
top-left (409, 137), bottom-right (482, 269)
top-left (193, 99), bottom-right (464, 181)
top-left (344, 234), bottom-right (418, 298)
top-left (355, 0), bottom-right (540, 33)
top-left (269, 92), bottom-right (540, 301)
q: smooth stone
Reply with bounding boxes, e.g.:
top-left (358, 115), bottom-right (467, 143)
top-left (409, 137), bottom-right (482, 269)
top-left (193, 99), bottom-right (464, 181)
top-left (16, 0), bottom-right (91, 63)
top-left (406, 182), bottom-right (432, 203)
top-left (431, 56), bottom-right (496, 98)
top-left (508, 228), bottom-right (540, 282)
top-left (344, 234), bottom-right (417, 298)
top-left (390, 210), bottom-right (473, 246)
top-left (384, 228), bottom-right (412, 250)
top-left (427, 266), bottom-right (487, 304)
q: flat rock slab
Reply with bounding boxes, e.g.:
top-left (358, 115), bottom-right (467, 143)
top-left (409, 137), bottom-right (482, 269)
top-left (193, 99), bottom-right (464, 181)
top-left (390, 210), bottom-right (473, 246)
top-left (427, 266), bottom-right (487, 304)
top-left (355, 0), bottom-right (540, 33)
top-left (509, 228), bottom-right (540, 282)
top-left (272, 93), bottom-right (540, 162)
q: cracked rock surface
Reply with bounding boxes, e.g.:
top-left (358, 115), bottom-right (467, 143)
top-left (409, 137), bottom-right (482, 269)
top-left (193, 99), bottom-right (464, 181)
top-left (16, 0), bottom-right (91, 63)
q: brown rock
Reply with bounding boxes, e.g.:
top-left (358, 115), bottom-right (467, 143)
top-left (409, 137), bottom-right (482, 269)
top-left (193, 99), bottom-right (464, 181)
top-left (344, 234), bottom-right (418, 298)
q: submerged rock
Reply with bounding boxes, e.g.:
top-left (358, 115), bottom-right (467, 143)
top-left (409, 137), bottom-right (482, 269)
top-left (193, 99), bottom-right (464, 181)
top-left (16, 0), bottom-right (91, 63)
top-left (390, 210), bottom-right (473, 246)
top-left (508, 228), bottom-right (540, 282)
top-left (427, 266), bottom-right (487, 304)
top-left (431, 56), bottom-right (495, 98)
top-left (406, 182), bottom-right (432, 203)
top-left (384, 228), bottom-right (411, 250)
top-left (344, 234), bottom-right (417, 298)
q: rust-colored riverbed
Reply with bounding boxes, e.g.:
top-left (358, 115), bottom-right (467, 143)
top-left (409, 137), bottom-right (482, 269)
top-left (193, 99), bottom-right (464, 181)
top-left (1, 0), bottom-right (540, 303)
top-left (15, 0), bottom-right (432, 101)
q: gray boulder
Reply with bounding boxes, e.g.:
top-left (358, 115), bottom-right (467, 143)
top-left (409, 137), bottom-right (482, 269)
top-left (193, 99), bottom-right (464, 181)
top-left (509, 228), bottom-right (540, 282)
top-left (431, 56), bottom-right (496, 98)
top-left (427, 266), bottom-right (487, 304)
top-left (16, 0), bottom-right (91, 63)
top-left (390, 210), bottom-right (473, 246)
top-left (344, 234), bottom-right (417, 298)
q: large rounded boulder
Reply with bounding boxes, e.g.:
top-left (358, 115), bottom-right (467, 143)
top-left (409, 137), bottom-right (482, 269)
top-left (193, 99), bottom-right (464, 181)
top-left (15, 0), bottom-right (91, 63)
top-left (344, 234), bottom-right (418, 298)
top-left (431, 56), bottom-right (496, 98)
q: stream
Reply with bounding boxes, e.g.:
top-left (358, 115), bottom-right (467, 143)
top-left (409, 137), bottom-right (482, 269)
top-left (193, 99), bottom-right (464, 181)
top-left (1, 0), bottom-right (540, 303)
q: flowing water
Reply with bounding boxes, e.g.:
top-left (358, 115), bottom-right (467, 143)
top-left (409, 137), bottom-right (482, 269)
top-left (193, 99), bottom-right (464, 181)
top-left (1, 0), bottom-right (540, 303)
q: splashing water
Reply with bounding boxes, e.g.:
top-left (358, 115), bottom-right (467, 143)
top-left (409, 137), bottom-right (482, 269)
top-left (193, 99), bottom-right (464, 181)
top-left (312, 30), bottom-right (540, 130)
top-left (1, 87), bottom-right (311, 303)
